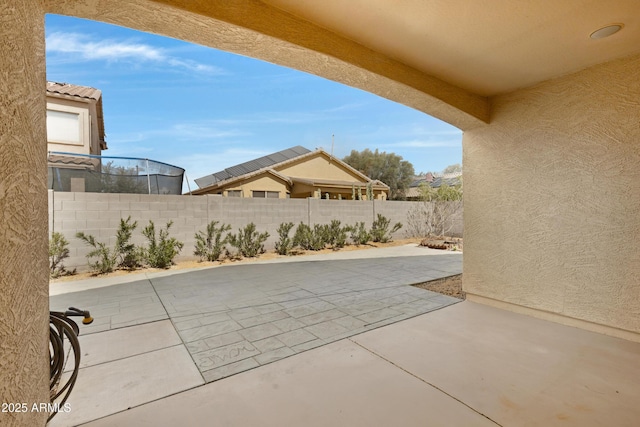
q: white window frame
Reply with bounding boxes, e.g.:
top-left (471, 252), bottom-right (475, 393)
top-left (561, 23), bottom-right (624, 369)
top-left (252, 190), bottom-right (280, 198)
top-left (46, 103), bottom-right (88, 147)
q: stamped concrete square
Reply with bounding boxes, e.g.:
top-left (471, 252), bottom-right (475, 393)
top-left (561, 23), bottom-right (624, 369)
top-left (240, 322), bottom-right (284, 342)
top-left (193, 340), bottom-right (260, 371)
top-left (304, 321), bottom-right (351, 340)
top-left (276, 328), bottom-right (318, 347)
top-left (178, 319), bottom-right (243, 343)
top-left (253, 336), bottom-right (286, 352)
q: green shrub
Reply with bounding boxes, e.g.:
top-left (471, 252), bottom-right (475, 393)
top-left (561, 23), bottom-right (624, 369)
top-left (140, 220), bottom-right (184, 268)
top-left (275, 222), bottom-right (295, 255)
top-left (293, 222), bottom-right (326, 251)
top-left (115, 216), bottom-right (141, 270)
top-left (312, 224), bottom-right (330, 250)
top-left (76, 217), bottom-right (143, 274)
top-left (370, 214), bottom-right (403, 243)
top-left (350, 222), bottom-right (371, 246)
top-left (326, 220), bottom-right (351, 249)
top-left (49, 232), bottom-right (74, 278)
top-left (76, 232), bottom-right (117, 274)
top-left (194, 220), bottom-right (231, 262)
top-left (228, 223), bottom-right (269, 258)
top-left (293, 223), bottom-right (310, 250)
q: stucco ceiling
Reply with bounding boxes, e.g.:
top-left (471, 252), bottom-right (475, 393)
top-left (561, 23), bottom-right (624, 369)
top-left (262, 0), bottom-right (640, 96)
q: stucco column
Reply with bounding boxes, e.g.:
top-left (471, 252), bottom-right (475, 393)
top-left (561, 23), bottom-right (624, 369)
top-left (0, 2), bottom-right (49, 426)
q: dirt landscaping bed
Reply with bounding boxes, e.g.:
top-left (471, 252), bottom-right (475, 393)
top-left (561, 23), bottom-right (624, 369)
top-left (413, 274), bottom-right (464, 299)
top-left (50, 237), bottom-right (428, 283)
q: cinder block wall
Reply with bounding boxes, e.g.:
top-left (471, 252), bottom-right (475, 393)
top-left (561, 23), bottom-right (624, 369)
top-left (49, 191), bottom-right (462, 271)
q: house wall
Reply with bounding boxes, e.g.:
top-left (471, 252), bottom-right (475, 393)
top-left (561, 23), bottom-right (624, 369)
top-left (0, 2), bottom-right (49, 426)
top-left (278, 154), bottom-right (365, 182)
top-left (225, 174), bottom-right (289, 198)
top-left (463, 54), bottom-right (640, 340)
top-left (48, 191), bottom-right (457, 272)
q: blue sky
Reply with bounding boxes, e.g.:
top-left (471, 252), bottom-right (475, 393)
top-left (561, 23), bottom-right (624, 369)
top-left (45, 14), bottom-right (462, 191)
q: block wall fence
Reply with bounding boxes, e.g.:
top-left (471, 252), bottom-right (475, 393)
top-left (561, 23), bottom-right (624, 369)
top-left (48, 191), bottom-right (462, 271)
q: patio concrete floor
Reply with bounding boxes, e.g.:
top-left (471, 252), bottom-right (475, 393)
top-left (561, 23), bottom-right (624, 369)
top-left (48, 246), bottom-right (640, 426)
top-left (81, 302), bottom-right (640, 427)
top-left (49, 246), bottom-right (463, 426)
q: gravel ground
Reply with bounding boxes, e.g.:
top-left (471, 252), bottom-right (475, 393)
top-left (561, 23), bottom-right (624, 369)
top-left (413, 274), bottom-right (464, 299)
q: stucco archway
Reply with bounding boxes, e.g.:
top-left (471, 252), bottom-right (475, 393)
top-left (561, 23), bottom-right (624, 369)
top-left (2, 2), bottom-right (480, 425)
top-left (44, 0), bottom-right (488, 131)
top-left (3, 2), bottom-right (640, 426)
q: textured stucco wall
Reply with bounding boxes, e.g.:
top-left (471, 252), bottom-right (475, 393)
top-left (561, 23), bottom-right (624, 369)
top-left (229, 174), bottom-right (289, 198)
top-left (463, 54), bottom-right (640, 336)
top-left (0, 2), bottom-right (49, 426)
top-left (278, 155), bottom-right (363, 182)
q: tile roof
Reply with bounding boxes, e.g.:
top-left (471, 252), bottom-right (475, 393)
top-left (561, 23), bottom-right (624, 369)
top-left (195, 146), bottom-right (312, 188)
top-left (46, 81), bottom-right (102, 101)
top-left (46, 81), bottom-right (107, 149)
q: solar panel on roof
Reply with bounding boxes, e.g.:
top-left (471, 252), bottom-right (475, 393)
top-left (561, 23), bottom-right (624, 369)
top-left (217, 170), bottom-right (233, 180)
top-left (194, 145), bottom-right (312, 187)
top-left (226, 165), bottom-right (246, 176)
top-left (268, 153), bottom-right (286, 163)
top-left (255, 158), bottom-right (272, 167)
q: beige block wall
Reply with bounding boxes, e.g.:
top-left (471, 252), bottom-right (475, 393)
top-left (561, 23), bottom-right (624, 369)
top-left (463, 54), bottom-right (640, 336)
top-left (49, 192), bottom-right (446, 272)
top-left (0, 2), bottom-right (49, 426)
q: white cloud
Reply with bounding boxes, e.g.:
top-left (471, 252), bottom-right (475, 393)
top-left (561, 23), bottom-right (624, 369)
top-left (108, 122), bottom-right (251, 145)
top-left (46, 32), bottom-right (224, 74)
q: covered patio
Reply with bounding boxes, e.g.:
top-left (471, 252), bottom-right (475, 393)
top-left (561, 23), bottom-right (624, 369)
top-left (1, 1), bottom-right (639, 426)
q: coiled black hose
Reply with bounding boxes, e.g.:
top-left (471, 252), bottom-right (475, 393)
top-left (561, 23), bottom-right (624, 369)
top-left (48, 308), bottom-right (93, 422)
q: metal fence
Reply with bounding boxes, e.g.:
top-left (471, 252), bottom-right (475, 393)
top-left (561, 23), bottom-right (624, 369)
top-left (48, 152), bottom-right (185, 195)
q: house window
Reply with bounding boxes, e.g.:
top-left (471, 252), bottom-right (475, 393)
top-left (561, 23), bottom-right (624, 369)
top-left (252, 191), bottom-right (279, 198)
top-left (47, 109), bottom-right (81, 144)
top-left (227, 190), bottom-right (242, 197)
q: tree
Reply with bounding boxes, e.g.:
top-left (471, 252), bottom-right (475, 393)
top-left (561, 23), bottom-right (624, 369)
top-left (406, 181), bottom-right (463, 237)
top-left (342, 149), bottom-right (415, 200)
top-left (441, 163), bottom-right (462, 174)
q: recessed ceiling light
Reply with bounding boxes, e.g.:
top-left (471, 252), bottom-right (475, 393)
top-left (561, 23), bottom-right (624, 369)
top-left (590, 24), bottom-right (623, 39)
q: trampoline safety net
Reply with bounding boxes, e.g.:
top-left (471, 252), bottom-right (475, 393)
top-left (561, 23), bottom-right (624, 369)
top-left (48, 152), bottom-right (185, 195)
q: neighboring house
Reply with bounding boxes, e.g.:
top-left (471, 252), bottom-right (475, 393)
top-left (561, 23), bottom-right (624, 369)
top-left (47, 81), bottom-right (107, 192)
top-left (406, 172), bottom-right (462, 200)
top-left (192, 145), bottom-right (389, 200)
top-left (46, 81), bottom-right (107, 156)
top-left (46, 82), bottom-right (185, 194)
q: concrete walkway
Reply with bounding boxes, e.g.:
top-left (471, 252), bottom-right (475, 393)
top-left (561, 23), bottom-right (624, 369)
top-left (85, 302), bottom-right (640, 427)
top-left (49, 246), bottom-right (462, 426)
